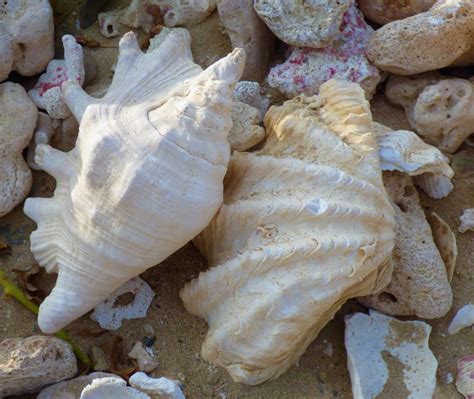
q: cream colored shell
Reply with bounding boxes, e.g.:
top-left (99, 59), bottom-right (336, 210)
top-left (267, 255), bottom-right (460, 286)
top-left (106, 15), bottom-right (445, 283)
top-left (24, 31), bottom-right (245, 334)
top-left (181, 80), bottom-right (395, 385)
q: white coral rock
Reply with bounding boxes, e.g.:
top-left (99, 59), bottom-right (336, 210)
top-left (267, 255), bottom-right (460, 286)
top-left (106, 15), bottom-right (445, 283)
top-left (27, 112), bottom-right (56, 171)
top-left (0, 0), bottom-right (54, 81)
top-left (0, 82), bottom-right (37, 217)
top-left (228, 101), bottom-right (265, 151)
top-left (345, 311), bottom-right (438, 399)
top-left (0, 335), bottom-right (77, 397)
top-left (459, 208), bottom-right (474, 233)
top-left (129, 372), bottom-right (185, 399)
top-left (448, 304), bottom-right (474, 335)
top-left (80, 377), bottom-right (149, 399)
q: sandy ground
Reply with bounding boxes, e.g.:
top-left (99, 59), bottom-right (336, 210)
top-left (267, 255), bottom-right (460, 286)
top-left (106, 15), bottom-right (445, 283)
top-left (1, 1), bottom-right (473, 398)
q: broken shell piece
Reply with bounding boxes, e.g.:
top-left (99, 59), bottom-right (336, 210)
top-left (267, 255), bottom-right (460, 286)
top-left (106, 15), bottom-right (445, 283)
top-left (91, 277), bottom-right (155, 330)
top-left (459, 209), bottom-right (474, 233)
top-left (27, 112), bottom-right (56, 171)
top-left (0, 0), bottom-right (54, 81)
top-left (345, 310), bottom-right (438, 399)
top-left (456, 355), bottom-right (474, 398)
top-left (367, 0), bottom-right (474, 75)
top-left (0, 335), bottom-right (77, 398)
top-left (0, 82), bottom-right (37, 217)
top-left (228, 102), bottom-right (265, 151)
top-left (233, 81), bottom-right (269, 121)
top-left (268, 1), bottom-right (380, 98)
top-left (385, 74), bottom-right (474, 153)
top-left (38, 373), bottom-right (124, 399)
top-left (98, 12), bottom-right (120, 38)
top-left (80, 377), bottom-right (149, 399)
top-left (29, 35), bottom-right (85, 119)
top-left (128, 342), bottom-right (159, 373)
top-left (218, 0), bottom-right (275, 81)
top-left (129, 372), bottom-right (185, 399)
top-left (374, 122), bottom-right (454, 199)
top-left (253, 0), bottom-right (351, 48)
top-left (427, 212), bottom-right (457, 282)
top-left (448, 304), bottom-right (474, 335)
top-left (359, 172), bottom-right (453, 319)
top-left (358, 0), bottom-right (435, 25)
top-left (24, 30), bottom-right (245, 333)
top-left (181, 80), bottom-right (396, 384)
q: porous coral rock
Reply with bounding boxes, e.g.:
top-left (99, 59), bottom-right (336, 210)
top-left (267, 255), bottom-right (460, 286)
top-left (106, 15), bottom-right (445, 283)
top-left (218, 0), bottom-right (275, 81)
top-left (456, 355), bottom-right (474, 398)
top-left (228, 101), bottom-right (265, 151)
top-left (367, 0), bottom-right (474, 75)
top-left (345, 311), bottom-right (438, 399)
top-left (459, 208), bottom-right (474, 233)
top-left (80, 377), bottom-right (149, 399)
top-left (0, 0), bottom-right (54, 81)
top-left (38, 373), bottom-right (124, 399)
top-left (27, 112), bottom-right (56, 171)
top-left (267, 1), bottom-right (380, 98)
top-left (385, 73), bottom-right (474, 153)
top-left (0, 82), bottom-right (37, 217)
top-left (358, 0), bottom-right (436, 25)
top-left (253, 0), bottom-right (351, 48)
top-left (29, 35), bottom-right (85, 119)
top-left (0, 335), bottom-right (77, 397)
top-left (359, 172), bottom-right (453, 319)
top-left (233, 81), bottom-right (269, 121)
top-left (129, 372), bottom-right (186, 399)
top-left (98, 12), bottom-right (120, 38)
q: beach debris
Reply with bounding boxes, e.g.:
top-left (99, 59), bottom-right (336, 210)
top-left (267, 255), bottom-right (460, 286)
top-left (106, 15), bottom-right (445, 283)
top-left (267, 1), bottom-right (380, 98)
top-left (91, 277), bottom-right (155, 330)
top-left (345, 310), bottom-right (438, 399)
top-left (129, 372), bottom-right (186, 399)
top-left (448, 305), bottom-right (474, 335)
top-left (23, 30), bottom-right (244, 334)
top-left (367, 0), bottom-right (474, 75)
top-left (29, 35), bottom-right (85, 119)
top-left (0, 0), bottom-right (54, 81)
top-left (0, 82), bottom-right (37, 217)
top-left (218, 0), bottom-right (275, 81)
top-left (459, 209), bottom-right (474, 233)
top-left (0, 335), bottom-right (77, 397)
top-left (128, 342), bottom-right (159, 373)
top-left (38, 373), bottom-right (124, 399)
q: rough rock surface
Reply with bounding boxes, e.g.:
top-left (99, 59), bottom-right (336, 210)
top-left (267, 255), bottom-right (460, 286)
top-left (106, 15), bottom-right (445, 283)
top-left (80, 377), bottom-right (149, 399)
top-left (38, 373), bottom-right (124, 399)
top-left (268, 2), bottom-right (380, 98)
top-left (253, 0), bottom-right (351, 48)
top-left (233, 81), bottom-right (270, 121)
top-left (345, 311), bottom-right (438, 399)
top-left (0, 0), bottom-right (54, 81)
top-left (228, 102), bottom-right (265, 151)
top-left (359, 172), bottom-right (453, 319)
top-left (0, 82), bottom-right (37, 217)
top-left (367, 0), bottom-right (474, 75)
top-left (217, 0), bottom-right (275, 81)
top-left (0, 335), bottom-right (77, 397)
top-left (358, 0), bottom-right (436, 25)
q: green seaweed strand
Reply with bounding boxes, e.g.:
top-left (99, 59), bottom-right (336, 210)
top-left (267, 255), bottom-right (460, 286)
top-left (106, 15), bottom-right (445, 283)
top-left (0, 269), bottom-right (92, 367)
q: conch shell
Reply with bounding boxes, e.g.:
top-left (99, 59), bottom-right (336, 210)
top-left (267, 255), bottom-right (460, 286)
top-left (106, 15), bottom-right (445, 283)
top-left (24, 30), bottom-right (245, 333)
top-left (181, 80), bottom-right (396, 385)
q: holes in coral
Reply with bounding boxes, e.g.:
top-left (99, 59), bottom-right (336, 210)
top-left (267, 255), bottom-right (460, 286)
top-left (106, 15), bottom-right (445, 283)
top-left (113, 292), bottom-right (135, 307)
top-left (403, 184), bottom-right (414, 198)
top-left (395, 201), bottom-right (408, 213)
top-left (378, 292), bottom-right (398, 304)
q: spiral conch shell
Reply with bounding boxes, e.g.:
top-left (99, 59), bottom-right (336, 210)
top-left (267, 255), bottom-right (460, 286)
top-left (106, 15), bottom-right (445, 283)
top-left (24, 30), bottom-right (245, 334)
top-left (181, 80), bottom-right (396, 385)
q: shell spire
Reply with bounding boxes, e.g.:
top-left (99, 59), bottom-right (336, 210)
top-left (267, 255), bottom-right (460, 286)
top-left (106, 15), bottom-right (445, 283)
top-left (181, 80), bottom-right (396, 384)
top-left (24, 30), bottom-right (245, 334)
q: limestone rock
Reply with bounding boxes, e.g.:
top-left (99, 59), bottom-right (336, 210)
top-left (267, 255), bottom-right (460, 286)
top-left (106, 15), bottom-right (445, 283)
top-left (80, 377), bottom-right (149, 399)
top-left (228, 102), bottom-right (265, 151)
top-left (0, 335), bottom-right (77, 397)
top-left (233, 81), bottom-right (269, 121)
top-left (358, 0), bottom-right (435, 25)
top-left (459, 208), bottom-right (474, 233)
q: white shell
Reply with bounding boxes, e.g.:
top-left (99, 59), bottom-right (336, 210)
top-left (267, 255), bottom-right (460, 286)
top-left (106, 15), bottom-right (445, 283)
top-left (345, 310), bottom-right (438, 399)
top-left (0, 82), bottom-right (37, 217)
top-left (129, 372), bottom-right (185, 399)
top-left (24, 30), bottom-right (245, 334)
top-left (181, 80), bottom-right (395, 385)
top-left (459, 208), bottom-right (474, 233)
top-left (448, 304), bottom-right (474, 335)
top-left (0, 0), bottom-right (54, 81)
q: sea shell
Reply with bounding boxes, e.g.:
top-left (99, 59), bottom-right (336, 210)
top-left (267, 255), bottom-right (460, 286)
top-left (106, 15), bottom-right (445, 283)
top-left (181, 80), bottom-right (396, 385)
top-left (24, 30), bottom-right (245, 334)
top-left (385, 73), bottom-right (474, 153)
top-left (0, 82), bottom-right (37, 217)
top-left (359, 171), bottom-right (453, 319)
top-left (0, 0), bottom-right (54, 81)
